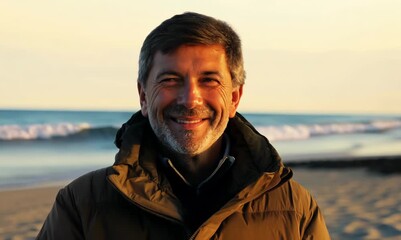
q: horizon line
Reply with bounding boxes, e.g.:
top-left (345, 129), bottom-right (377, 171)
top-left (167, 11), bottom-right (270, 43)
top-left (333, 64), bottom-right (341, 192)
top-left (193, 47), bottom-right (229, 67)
top-left (1, 107), bottom-right (400, 116)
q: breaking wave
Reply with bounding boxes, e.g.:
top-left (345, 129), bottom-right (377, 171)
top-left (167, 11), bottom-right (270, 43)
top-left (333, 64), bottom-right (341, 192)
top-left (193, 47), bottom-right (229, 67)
top-left (1, 119), bottom-right (401, 142)
top-left (257, 120), bottom-right (401, 141)
top-left (0, 123), bottom-right (118, 141)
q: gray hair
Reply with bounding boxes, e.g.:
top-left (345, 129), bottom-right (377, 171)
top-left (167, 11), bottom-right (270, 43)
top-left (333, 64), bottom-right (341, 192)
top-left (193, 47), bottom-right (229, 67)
top-left (138, 12), bottom-right (245, 87)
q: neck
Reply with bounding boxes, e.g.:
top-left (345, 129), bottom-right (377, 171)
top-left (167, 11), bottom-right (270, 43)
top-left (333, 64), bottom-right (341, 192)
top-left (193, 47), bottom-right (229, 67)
top-left (163, 136), bottom-right (224, 186)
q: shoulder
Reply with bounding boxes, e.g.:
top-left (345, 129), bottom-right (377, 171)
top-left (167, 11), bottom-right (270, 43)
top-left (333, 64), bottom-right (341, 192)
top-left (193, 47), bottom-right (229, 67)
top-left (273, 178), bottom-right (317, 210)
top-left (218, 174), bottom-right (329, 239)
top-left (254, 176), bottom-right (318, 219)
top-left (57, 166), bottom-right (116, 206)
top-left (69, 167), bottom-right (113, 188)
top-left (275, 179), bottom-right (330, 238)
top-left (283, 179), bottom-right (314, 203)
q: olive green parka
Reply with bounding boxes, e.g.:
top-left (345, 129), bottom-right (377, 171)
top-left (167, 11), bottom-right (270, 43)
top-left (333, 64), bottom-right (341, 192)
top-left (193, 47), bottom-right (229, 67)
top-left (37, 112), bottom-right (330, 240)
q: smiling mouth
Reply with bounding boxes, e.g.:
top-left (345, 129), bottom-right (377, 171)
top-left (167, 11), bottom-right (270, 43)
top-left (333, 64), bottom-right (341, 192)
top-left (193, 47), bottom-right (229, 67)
top-left (166, 106), bottom-right (213, 126)
top-left (175, 118), bottom-right (203, 124)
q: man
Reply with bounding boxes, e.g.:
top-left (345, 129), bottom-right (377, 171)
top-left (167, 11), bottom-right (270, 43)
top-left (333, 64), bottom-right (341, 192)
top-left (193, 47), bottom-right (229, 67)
top-left (37, 12), bottom-right (330, 239)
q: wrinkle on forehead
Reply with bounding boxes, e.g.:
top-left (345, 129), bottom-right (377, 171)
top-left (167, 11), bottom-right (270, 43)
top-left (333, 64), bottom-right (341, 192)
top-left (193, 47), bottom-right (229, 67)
top-left (152, 45), bottom-right (230, 80)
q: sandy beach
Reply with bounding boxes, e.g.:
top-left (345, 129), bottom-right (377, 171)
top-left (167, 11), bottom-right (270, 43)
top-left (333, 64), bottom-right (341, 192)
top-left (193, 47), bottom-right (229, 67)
top-left (1, 166), bottom-right (400, 240)
top-left (293, 168), bottom-right (401, 240)
top-left (0, 187), bottom-right (60, 240)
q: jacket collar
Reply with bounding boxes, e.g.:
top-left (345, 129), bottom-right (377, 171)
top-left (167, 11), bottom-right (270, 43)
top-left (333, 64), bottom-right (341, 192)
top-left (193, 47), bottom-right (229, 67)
top-left (113, 111), bottom-right (283, 171)
top-left (109, 111), bottom-right (292, 224)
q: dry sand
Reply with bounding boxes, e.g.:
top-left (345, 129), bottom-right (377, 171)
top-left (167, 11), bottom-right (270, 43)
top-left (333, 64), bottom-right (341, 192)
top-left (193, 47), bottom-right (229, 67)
top-left (0, 187), bottom-right (60, 240)
top-left (0, 168), bottom-right (400, 240)
top-left (293, 168), bottom-right (401, 240)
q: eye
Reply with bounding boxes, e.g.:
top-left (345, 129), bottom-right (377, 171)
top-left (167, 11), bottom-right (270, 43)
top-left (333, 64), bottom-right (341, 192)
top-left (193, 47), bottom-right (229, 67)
top-left (159, 78), bottom-right (180, 86)
top-left (201, 78), bottom-right (220, 87)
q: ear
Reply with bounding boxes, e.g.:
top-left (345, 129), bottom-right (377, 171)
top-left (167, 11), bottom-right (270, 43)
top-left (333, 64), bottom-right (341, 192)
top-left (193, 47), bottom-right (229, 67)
top-left (137, 82), bottom-right (148, 117)
top-left (229, 85), bottom-right (243, 118)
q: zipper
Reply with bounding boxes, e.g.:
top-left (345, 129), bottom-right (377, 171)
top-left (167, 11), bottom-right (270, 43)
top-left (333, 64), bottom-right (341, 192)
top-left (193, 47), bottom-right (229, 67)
top-left (188, 230), bottom-right (199, 240)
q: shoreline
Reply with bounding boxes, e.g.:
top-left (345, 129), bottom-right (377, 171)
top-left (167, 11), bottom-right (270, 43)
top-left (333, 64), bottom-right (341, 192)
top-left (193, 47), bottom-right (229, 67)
top-left (286, 155), bottom-right (401, 174)
top-left (2, 154), bottom-right (400, 192)
top-left (0, 180), bottom-right (70, 193)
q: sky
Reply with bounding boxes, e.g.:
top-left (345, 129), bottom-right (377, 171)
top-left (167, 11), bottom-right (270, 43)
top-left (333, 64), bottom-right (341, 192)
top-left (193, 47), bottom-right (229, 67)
top-left (1, 0), bottom-right (400, 114)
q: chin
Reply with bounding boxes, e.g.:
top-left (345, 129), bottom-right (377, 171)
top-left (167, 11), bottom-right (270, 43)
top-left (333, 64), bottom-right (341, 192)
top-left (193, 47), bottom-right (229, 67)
top-left (169, 143), bottom-right (204, 156)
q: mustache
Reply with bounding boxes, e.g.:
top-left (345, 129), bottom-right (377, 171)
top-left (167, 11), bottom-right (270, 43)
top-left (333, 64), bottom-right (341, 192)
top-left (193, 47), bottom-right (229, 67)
top-left (165, 105), bottom-right (214, 118)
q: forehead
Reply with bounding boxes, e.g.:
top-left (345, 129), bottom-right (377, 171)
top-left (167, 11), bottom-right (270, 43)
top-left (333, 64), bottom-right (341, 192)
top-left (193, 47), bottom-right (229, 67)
top-left (152, 44), bottom-right (228, 70)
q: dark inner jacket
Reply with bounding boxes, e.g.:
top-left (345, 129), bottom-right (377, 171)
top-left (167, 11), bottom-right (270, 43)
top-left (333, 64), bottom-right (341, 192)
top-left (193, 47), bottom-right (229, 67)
top-left (37, 112), bottom-right (330, 240)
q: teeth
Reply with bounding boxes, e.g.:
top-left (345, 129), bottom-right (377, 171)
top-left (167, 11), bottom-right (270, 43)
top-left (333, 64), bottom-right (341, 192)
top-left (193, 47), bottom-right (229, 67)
top-left (176, 119), bottom-right (202, 124)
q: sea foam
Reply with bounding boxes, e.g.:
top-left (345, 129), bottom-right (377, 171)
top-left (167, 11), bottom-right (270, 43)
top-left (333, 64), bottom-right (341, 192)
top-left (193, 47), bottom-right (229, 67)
top-left (0, 123), bottom-right (91, 140)
top-left (257, 120), bottom-right (401, 141)
top-left (1, 120), bottom-right (401, 142)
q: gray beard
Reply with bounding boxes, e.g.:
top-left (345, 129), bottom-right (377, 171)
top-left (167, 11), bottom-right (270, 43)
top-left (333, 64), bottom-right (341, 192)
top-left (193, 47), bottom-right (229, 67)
top-left (151, 120), bottom-right (208, 155)
top-left (147, 104), bottom-right (226, 156)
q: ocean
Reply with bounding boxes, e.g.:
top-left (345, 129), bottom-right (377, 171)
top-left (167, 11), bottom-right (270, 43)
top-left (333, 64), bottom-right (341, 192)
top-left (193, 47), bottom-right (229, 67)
top-left (1, 109), bottom-right (401, 189)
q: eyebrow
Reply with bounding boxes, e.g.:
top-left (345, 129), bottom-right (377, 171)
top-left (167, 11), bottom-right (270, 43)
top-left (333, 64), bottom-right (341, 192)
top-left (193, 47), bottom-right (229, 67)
top-left (202, 71), bottom-right (223, 79)
top-left (156, 71), bottom-right (182, 80)
top-left (156, 70), bottom-right (223, 80)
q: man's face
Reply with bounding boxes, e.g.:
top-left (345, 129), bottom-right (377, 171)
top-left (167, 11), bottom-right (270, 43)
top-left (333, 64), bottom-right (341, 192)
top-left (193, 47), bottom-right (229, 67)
top-left (138, 44), bottom-right (242, 156)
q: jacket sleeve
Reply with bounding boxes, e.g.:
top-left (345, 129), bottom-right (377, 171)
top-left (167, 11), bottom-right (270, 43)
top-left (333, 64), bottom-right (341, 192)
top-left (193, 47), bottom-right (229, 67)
top-left (36, 186), bottom-right (85, 240)
top-left (302, 196), bottom-right (331, 240)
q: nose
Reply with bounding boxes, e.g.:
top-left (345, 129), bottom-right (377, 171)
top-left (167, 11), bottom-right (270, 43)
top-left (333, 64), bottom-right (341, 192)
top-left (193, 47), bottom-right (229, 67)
top-left (177, 79), bottom-right (203, 109)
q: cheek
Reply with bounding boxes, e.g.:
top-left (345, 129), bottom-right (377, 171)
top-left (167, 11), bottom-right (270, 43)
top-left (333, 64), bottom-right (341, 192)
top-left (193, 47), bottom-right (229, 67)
top-left (147, 89), bottom-right (176, 113)
top-left (218, 89), bottom-right (238, 118)
top-left (218, 89), bottom-right (233, 109)
top-left (206, 89), bottom-right (233, 115)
